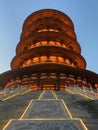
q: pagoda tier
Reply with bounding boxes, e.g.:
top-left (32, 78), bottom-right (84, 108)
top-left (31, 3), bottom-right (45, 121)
top-left (11, 9), bottom-right (86, 69)
top-left (0, 9), bottom-right (98, 90)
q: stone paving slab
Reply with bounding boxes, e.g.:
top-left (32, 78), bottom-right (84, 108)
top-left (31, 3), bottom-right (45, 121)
top-left (2, 90), bottom-right (98, 130)
top-left (0, 91), bottom-right (41, 120)
top-left (84, 119), bottom-right (98, 123)
top-left (0, 120), bottom-right (8, 130)
top-left (70, 108), bottom-right (91, 118)
top-left (0, 91), bottom-right (42, 130)
top-left (40, 90), bottom-right (56, 99)
top-left (85, 123), bottom-right (98, 130)
top-left (83, 119), bottom-right (98, 130)
top-left (5, 119), bottom-right (86, 130)
top-left (22, 100), bottom-right (70, 118)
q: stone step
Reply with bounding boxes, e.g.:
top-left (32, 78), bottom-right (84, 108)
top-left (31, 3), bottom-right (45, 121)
top-left (21, 100), bottom-right (70, 119)
top-left (1, 90), bottom-right (98, 130)
top-left (0, 91), bottom-right (42, 130)
top-left (84, 119), bottom-right (98, 130)
top-left (39, 90), bottom-right (56, 99)
top-left (4, 119), bottom-right (87, 130)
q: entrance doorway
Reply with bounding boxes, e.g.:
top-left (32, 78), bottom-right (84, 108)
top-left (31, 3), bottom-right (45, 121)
top-left (41, 84), bottom-right (57, 90)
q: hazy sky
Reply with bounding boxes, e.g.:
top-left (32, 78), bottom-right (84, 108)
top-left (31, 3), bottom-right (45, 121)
top-left (0, 0), bottom-right (98, 74)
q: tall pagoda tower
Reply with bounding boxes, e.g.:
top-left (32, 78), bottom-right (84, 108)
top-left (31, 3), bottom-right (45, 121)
top-left (0, 9), bottom-right (98, 89)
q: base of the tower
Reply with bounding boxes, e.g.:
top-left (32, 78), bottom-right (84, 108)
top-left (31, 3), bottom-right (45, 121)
top-left (0, 64), bottom-right (98, 89)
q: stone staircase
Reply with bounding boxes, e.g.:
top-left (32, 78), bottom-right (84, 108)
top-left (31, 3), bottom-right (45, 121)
top-left (1, 90), bottom-right (98, 130)
top-left (2, 90), bottom-right (88, 130)
top-left (55, 91), bottom-right (98, 130)
top-left (0, 91), bottom-right (41, 129)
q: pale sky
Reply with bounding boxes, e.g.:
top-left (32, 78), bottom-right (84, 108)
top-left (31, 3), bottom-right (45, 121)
top-left (0, 0), bottom-right (98, 74)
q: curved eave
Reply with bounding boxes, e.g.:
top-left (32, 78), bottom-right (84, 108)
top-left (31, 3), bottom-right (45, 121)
top-left (20, 20), bottom-right (76, 40)
top-left (11, 46), bottom-right (86, 69)
top-left (22, 9), bottom-right (74, 30)
top-left (0, 64), bottom-right (98, 88)
top-left (16, 32), bottom-right (81, 54)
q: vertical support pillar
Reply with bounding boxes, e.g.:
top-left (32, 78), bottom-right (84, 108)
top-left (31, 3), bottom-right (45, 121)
top-left (37, 74), bottom-right (40, 90)
top-left (57, 74), bottom-right (60, 90)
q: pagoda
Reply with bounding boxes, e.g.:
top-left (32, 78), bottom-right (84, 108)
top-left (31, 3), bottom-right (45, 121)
top-left (0, 9), bottom-right (98, 90)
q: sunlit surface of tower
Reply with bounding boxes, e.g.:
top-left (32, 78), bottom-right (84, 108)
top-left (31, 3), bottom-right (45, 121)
top-left (0, 9), bottom-right (98, 90)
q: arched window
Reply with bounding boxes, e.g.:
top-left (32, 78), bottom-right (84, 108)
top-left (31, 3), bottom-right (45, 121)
top-left (56, 42), bottom-right (61, 46)
top-left (49, 41), bottom-right (55, 46)
top-left (62, 44), bottom-right (67, 48)
top-left (65, 59), bottom-right (70, 65)
top-left (40, 56), bottom-right (47, 63)
top-left (23, 60), bottom-right (27, 67)
top-left (30, 44), bottom-right (34, 48)
top-left (33, 57), bottom-right (39, 63)
top-left (71, 62), bottom-right (74, 67)
top-left (43, 29), bottom-right (48, 32)
top-left (50, 56), bottom-right (57, 63)
top-left (49, 29), bottom-right (54, 31)
top-left (36, 42), bottom-right (41, 46)
top-left (38, 29), bottom-right (48, 32)
top-left (38, 30), bottom-right (42, 32)
top-left (26, 59), bottom-right (31, 65)
top-left (54, 29), bottom-right (59, 32)
top-left (58, 57), bottom-right (64, 63)
top-left (41, 41), bottom-right (47, 46)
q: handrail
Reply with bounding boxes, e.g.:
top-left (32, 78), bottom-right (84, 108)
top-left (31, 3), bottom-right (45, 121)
top-left (0, 84), bottom-right (31, 101)
top-left (66, 85), bottom-right (98, 100)
top-left (0, 84), bottom-right (98, 101)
